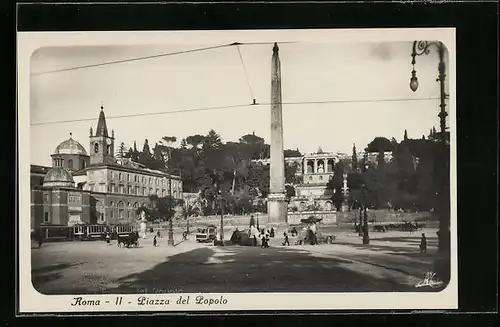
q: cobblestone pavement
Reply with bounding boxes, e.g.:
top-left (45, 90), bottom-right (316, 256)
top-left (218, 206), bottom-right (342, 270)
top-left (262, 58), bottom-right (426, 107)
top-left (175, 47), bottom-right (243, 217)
top-left (31, 229), bottom-right (442, 294)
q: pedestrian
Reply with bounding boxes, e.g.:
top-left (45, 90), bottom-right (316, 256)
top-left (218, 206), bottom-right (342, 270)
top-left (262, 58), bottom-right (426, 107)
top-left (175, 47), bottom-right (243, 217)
top-left (420, 233), bottom-right (427, 253)
top-left (282, 231), bottom-right (290, 246)
top-left (153, 235), bottom-right (157, 247)
top-left (105, 232), bottom-right (111, 245)
top-left (37, 229), bottom-right (43, 248)
top-left (182, 231), bottom-right (187, 240)
top-left (270, 227), bottom-right (275, 238)
top-left (157, 230), bottom-right (161, 238)
top-left (253, 234), bottom-right (257, 247)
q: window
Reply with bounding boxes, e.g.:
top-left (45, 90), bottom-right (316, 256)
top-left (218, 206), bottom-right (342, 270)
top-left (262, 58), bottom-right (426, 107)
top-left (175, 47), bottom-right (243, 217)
top-left (143, 187), bottom-right (146, 195)
top-left (128, 186), bottom-right (132, 195)
top-left (94, 143), bottom-right (99, 153)
top-left (108, 184), bottom-right (113, 193)
top-left (110, 201), bottom-right (114, 206)
top-left (127, 174), bottom-right (130, 181)
top-left (119, 173), bottom-right (122, 180)
top-left (149, 177), bottom-right (152, 184)
top-left (119, 185), bottom-right (124, 194)
top-left (135, 186), bottom-right (139, 195)
top-left (68, 159), bottom-right (73, 169)
top-left (44, 212), bottom-right (49, 222)
top-left (43, 193), bottom-right (48, 202)
top-left (110, 211), bottom-right (114, 219)
top-left (61, 159), bottom-right (64, 166)
top-left (106, 145), bottom-right (111, 155)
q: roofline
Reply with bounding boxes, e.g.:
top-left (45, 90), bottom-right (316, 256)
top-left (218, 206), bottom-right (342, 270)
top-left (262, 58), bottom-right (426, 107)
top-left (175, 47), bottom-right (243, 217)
top-left (51, 153), bottom-right (90, 158)
top-left (84, 164), bottom-right (182, 179)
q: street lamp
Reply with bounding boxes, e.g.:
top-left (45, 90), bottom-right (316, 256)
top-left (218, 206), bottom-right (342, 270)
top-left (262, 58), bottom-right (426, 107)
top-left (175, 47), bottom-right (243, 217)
top-left (409, 40), bottom-right (450, 283)
top-left (214, 181), bottom-right (224, 245)
top-left (362, 163), bottom-right (370, 245)
top-left (166, 147), bottom-right (174, 246)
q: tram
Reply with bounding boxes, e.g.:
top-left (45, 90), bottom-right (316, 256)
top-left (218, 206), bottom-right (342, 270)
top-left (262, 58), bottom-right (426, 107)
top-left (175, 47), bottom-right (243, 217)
top-left (34, 223), bottom-right (137, 242)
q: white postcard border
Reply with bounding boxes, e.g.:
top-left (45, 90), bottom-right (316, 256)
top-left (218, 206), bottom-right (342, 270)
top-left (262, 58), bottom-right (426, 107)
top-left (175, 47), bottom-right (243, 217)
top-left (17, 28), bottom-right (458, 313)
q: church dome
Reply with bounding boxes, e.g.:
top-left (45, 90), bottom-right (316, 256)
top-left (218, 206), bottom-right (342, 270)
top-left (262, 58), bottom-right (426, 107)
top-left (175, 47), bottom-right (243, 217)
top-left (43, 167), bottom-right (75, 188)
top-left (53, 134), bottom-right (88, 156)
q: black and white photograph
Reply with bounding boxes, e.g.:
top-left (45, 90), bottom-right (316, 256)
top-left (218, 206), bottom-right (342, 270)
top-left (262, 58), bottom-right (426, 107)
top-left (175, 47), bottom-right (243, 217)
top-left (18, 28), bottom-right (457, 312)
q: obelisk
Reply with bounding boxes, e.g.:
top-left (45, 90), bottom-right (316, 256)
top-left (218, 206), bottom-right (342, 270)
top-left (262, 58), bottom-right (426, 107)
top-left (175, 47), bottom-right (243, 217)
top-left (267, 43), bottom-right (288, 224)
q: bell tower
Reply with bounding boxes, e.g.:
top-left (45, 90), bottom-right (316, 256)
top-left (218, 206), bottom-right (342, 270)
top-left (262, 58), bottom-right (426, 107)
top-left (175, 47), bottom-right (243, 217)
top-left (89, 105), bottom-right (115, 165)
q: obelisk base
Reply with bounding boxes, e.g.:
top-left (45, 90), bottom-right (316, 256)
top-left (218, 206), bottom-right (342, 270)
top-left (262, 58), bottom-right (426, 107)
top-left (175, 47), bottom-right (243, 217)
top-left (267, 193), bottom-right (288, 224)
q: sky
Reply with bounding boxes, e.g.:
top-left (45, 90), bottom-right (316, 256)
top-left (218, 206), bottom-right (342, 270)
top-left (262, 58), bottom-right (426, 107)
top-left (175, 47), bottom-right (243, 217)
top-left (30, 41), bottom-right (449, 167)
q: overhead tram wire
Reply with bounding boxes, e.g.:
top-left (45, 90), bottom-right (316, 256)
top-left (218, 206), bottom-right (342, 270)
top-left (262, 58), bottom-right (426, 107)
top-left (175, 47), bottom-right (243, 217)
top-left (236, 44), bottom-right (255, 103)
top-left (30, 42), bottom-right (298, 76)
top-left (31, 97), bottom-right (440, 126)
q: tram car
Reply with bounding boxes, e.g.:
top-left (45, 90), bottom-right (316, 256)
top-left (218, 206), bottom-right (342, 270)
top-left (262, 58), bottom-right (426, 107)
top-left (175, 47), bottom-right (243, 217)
top-left (35, 224), bottom-right (74, 242)
top-left (34, 223), bottom-right (137, 242)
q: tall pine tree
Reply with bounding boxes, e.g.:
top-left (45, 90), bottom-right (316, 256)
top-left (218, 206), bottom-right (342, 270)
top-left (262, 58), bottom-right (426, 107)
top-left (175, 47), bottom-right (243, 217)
top-left (351, 143), bottom-right (358, 170)
top-left (139, 139), bottom-right (153, 167)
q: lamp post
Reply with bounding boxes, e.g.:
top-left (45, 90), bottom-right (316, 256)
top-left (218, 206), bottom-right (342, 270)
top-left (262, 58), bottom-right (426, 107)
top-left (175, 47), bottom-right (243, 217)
top-left (167, 147), bottom-right (174, 246)
top-left (216, 184), bottom-right (225, 244)
top-left (362, 163), bottom-right (370, 245)
top-left (409, 40), bottom-right (450, 283)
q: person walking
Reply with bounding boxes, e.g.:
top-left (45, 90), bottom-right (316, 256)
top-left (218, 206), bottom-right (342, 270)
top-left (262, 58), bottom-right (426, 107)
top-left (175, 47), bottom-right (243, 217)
top-left (37, 228), bottom-right (43, 248)
top-left (153, 235), bottom-right (158, 247)
top-left (282, 231), bottom-right (290, 246)
top-left (105, 231), bottom-right (111, 245)
top-left (419, 233), bottom-right (427, 253)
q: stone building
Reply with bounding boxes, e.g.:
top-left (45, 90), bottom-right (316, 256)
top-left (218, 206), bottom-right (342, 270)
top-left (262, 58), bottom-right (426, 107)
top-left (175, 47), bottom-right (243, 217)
top-left (289, 148), bottom-right (340, 212)
top-left (252, 147), bottom-right (344, 213)
top-left (30, 107), bottom-right (182, 231)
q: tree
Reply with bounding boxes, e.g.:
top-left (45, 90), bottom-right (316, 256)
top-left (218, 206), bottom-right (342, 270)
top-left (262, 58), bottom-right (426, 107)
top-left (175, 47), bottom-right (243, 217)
top-left (181, 199), bottom-right (200, 234)
top-left (139, 139), bottom-right (153, 167)
top-left (285, 162), bottom-right (299, 184)
top-left (327, 162), bottom-right (345, 211)
top-left (159, 136), bottom-right (177, 169)
top-left (366, 137), bottom-right (393, 153)
top-left (285, 184), bottom-right (296, 203)
top-left (239, 133), bottom-right (266, 159)
top-left (284, 149), bottom-right (302, 157)
top-left (116, 142), bottom-right (128, 163)
top-left (351, 144), bottom-right (358, 170)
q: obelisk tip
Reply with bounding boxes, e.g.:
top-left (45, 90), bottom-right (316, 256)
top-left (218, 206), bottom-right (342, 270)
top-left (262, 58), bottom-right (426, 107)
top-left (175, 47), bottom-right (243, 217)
top-left (273, 42), bottom-right (279, 52)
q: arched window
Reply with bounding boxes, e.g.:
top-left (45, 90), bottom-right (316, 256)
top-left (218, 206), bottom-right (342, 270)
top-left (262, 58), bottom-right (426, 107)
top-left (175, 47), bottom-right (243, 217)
top-left (94, 143), bottom-right (99, 153)
top-left (117, 201), bottom-right (125, 219)
top-left (327, 159), bottom-right (334, 172)
top-left (307, 160), bottom-right (314, 173)
top-left (68, 159), bottom-right (73, 169)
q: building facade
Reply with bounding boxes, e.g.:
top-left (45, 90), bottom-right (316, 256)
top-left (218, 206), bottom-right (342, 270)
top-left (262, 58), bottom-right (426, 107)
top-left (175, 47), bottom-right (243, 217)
top-left (252, 148), bottom-right (344, 213)
top-left (30, 107), bottom-right (182, 231)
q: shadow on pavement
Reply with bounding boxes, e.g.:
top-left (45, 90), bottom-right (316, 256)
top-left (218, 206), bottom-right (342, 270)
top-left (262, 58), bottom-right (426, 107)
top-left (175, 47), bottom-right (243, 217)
top-left (32, 262), bottom-right (85, 293)
top-left (106, 245), bottom-right (425, 294)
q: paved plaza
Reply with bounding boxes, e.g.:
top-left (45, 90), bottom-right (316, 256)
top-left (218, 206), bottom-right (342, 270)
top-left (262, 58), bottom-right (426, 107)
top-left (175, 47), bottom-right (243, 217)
top-left (31, 227), bottom-right (443, 294)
